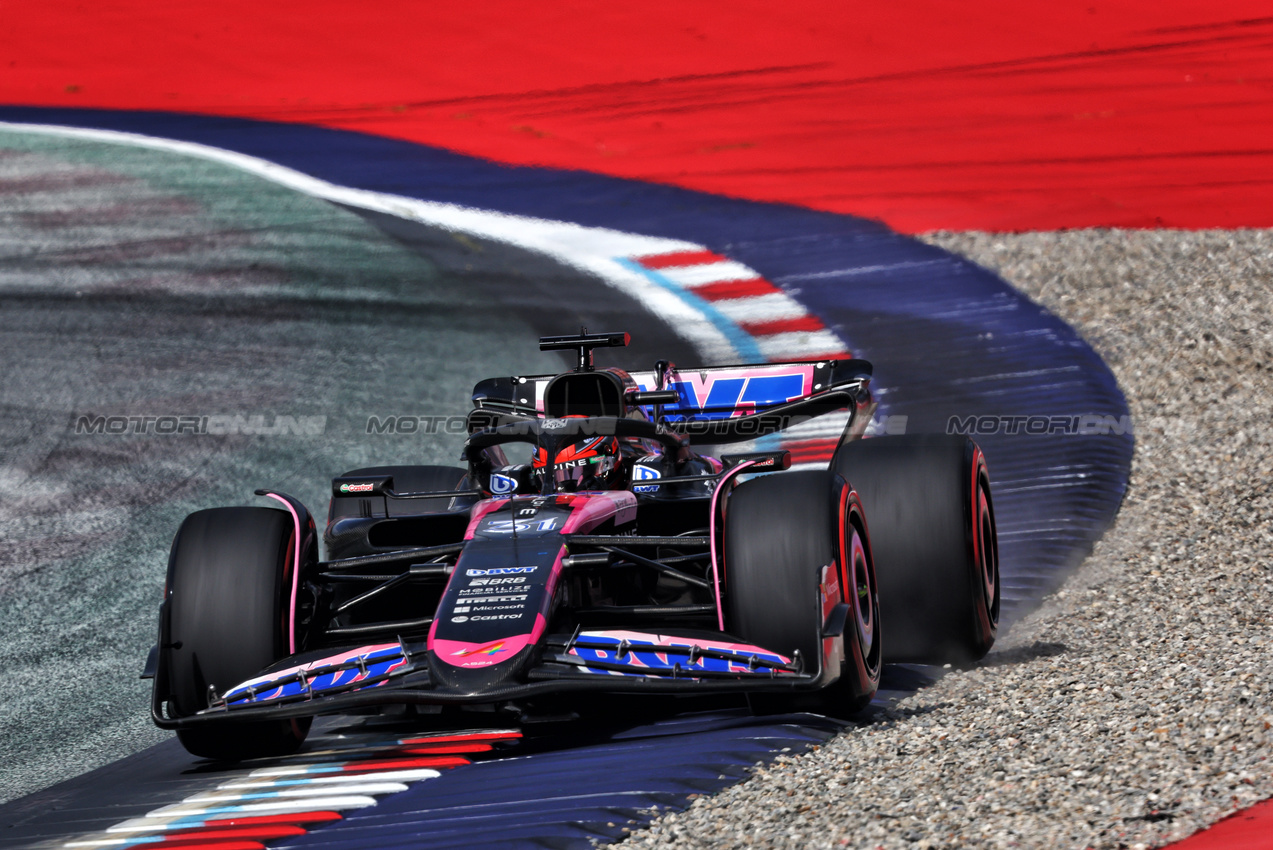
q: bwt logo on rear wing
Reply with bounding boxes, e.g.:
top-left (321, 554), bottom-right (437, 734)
top-left (472, 360), bottom-right (864, 421)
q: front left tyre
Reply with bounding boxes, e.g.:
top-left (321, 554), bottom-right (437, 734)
top-left (723, 469), bottom-right (882, 716)
top-left (160, 506), bottom-right (311, 760)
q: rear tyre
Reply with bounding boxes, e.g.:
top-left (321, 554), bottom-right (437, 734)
top-left (832, 435), bottom-right (999, 665)
top-left (163, 507), bottom-right (311, 760)
top-left (724, 470), bottom-right (881, 716)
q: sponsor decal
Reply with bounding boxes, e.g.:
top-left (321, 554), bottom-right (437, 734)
top-left (633, 461), bottom-right (663, 493)
top-left (517, 506), bottom-right (537, 517)
top-left (542, 418), bottom-right (569, 430)
top-left (451, 615), bottom-right (469, 623)
top-left (470, 614), bottom-right (521, 621)
top-left (490, 472), bottom-right (518, 494)
top-left (467, 576), bottom-right (527, 586)
top-left (460, 586), bottom-right (529, 596)
top-left (466, 566), bottom-right (536, 576)
top-left (453, 640), bottom-right (509, 658)
top-left (633, 463), bottom-right (662, 493)
top-left (567, 632), bottom-right (792, 675)
top-left (640, 369), bottom-right (810, 421)
top-left (339, 482), bottom-right (376, 494)
top-left (458, 594), bottom-right (529, 604)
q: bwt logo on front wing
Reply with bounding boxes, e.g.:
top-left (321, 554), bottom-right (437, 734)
top-left (466, 566), bottom-right (537, 577)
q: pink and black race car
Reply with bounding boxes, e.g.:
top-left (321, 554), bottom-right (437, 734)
top-left (145, 331), bottom-right (1000, 760)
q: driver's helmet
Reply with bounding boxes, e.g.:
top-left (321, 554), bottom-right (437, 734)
top-left (534, 436), bottom-right (623, 491)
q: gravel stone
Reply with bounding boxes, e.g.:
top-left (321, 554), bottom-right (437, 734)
top-left (622, 229), bottom-right (1273, 849)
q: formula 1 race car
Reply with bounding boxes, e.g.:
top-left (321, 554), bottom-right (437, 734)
top-left (145, 331), bottom-right (1000, 760)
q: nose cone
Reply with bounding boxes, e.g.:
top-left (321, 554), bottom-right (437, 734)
top-left (429, 633), bottom-right (539, 692)
top-left (428, 528), bottom-right (565, 692)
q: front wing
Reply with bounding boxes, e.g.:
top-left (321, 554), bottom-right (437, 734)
top-left (152, 629), bottom-right (834, 729)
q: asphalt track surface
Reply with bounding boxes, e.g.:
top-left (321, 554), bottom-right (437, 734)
top-left (0, 121), bottom-right (1137, 849)
top-left (0, 130), bottom-right (555, 802)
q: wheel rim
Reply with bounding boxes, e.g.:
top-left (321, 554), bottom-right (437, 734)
top-left (848, 527), bottom-right (876, 665)
top-left (975, 476), bottom-right (999, 624)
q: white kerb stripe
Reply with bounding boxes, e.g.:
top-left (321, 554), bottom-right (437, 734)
top-left (182, 781), bottom-right (408, 803)
top-left (221, 768), bottom-right (441, 789)
top-left (753, 330), bottom-right (846, 358)
top-left (143, 795), bottom-right (379, 818)
top-left (711, 293), bottom-right (811, 323)
top-left (653, 261), bottom-right (761, 288)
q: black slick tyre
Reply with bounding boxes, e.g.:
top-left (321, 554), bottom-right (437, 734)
top-left (832, 435), bottom-right (999, 665)
top-left (162, 506), bottom-right (310, 760)
top-left (723, 469), bottom-right (881, 716)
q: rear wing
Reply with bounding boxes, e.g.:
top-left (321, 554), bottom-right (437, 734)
top-left (471, 359), bottom-right (874, 444)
